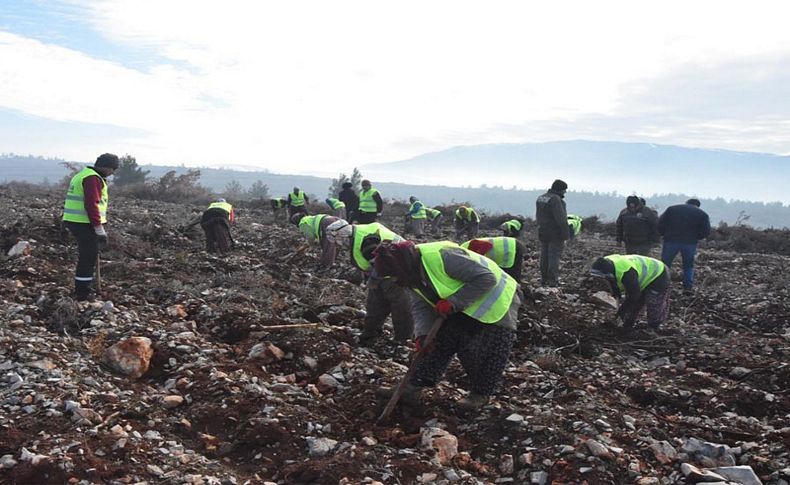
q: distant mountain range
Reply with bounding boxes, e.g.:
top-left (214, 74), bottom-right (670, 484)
top-left (2, 146), bottom-right (789, 228)
top-left (360, 140), bottom-right (789, 204)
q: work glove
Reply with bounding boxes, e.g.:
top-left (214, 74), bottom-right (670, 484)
top-left (434, 299), bottom-right (455, 316)
top-left (376, 213), bottom-right (382, 218)
top-left (414, 335), bottom-right (435, 353)
top-left (94, 225), bottom-right (108, 251)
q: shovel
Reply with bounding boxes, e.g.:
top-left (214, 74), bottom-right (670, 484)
top-left (377, 316), bottom-right (445, 424)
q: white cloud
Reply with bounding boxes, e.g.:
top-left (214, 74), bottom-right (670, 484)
top-left (3, 0), bottom-right (790, 171)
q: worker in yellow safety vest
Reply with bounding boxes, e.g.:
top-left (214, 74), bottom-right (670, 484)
top-left (567, 214), bottom-right (583, 240)
top-left (500, 218), bottom-right (526, 240)
top-left (425, 207), bottom-right (443, 235)
top-left (292, 213), bottom-right (348, 270)
top-left (373, 240), bottom-right (522, 411)
top-left (270, 197), bottom-right (287, 224)
top-left (454, 206), bottom-right (480, 241)
top-left (201, 199), bottom-right (236, 253)
top-left (404, 196), bottom-right (427, 237)
top-left (287, 187), bottom-right (309, 218)
top-left (325, 197), bottom-right (346, 219)
top-left (355, 179), bottom-right (383, 224)
top-left (461, 237), bottom-right (526, 282)
top-left (62, 153), bottom-right (119, 300)
top-left (591, 254), bottom-right (670, 331)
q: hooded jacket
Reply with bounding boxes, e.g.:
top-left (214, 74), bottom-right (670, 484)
top-left (535, 189), bottom-right (569, 242)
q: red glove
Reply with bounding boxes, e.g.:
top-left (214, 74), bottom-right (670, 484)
top-left (434, 299), bottom-right (454, 315)
top-left (414, 335), bottom-right (435, 353)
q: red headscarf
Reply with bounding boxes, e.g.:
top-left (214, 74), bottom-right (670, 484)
top-left (373, 240), bottom-right (421, 285)
top-left (466, 239), bottom-right (493, 255)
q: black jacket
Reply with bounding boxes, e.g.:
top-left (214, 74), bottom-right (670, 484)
top-left (535, 189), bottom-right (569, 242)
top-left (338, 188), bottom-right (359, 214)
top-left (658, 203), bottom-right (711, 244)
top-left (616, 206), bottom-right (659, 244)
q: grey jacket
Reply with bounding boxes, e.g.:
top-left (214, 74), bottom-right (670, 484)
top-left (536, 189), bottom-right (570, 242)
top-left (410, 247), bottom-right (521, 337)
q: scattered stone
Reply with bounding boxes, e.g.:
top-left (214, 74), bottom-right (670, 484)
top-left (248, 342), bottom-right (285, 363)
top-left (316, 373), bottom-right (340, 393)
top-left (730, 367), bottom-right (751, 379)
top-left (162, 395), bottom-right (184, 409)
top-left (592, 291), bottom-right (618, 309)
top-left (530, 471), bottom-right (549, 485)
top-left (0, 454), bottom-right (17, 469)
top-left (19, 447), bottom-right (48, 465)
top-left (500, 453), bottom-right (514, 474)
top-left (713, 465), bottom-right (763, 485)
top-left (306, 437), bottom-right (338, 458)
top-left (421, 427), bottom-right (458, 465)
top-left (7, 240), bottom-right (32, 258)
top-left (586, 439), bottom-right (614, 460)
top-left (649, 440), bottom-right (678, 464)
top-left (505, 413), bottom-right (525, 424)
top-left (146, 464), bottom-right (165, 476)
top-left (102, 337), bottom-right (154, 379)
top-left (681, 463), bottom-right (727, 481)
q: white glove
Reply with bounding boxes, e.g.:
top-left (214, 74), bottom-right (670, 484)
top-left (94, 225), bottom-right (107, 236)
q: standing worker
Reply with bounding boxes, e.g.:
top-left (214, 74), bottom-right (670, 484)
top-left (590, 254), bottom-right (671, 331)
top-left (292, 213), bottom-right (347, 270)
top-left (657, 199), bottom-right (711, 295)
top-left (454, 205), bottom-right (480, 241)
top-left (338, 182), bottom-right (359, 223)
top-left (62, 153), bottom-right (119, 301)
top-left (425, 207), bottom-right (443, 236)
top-left (616, 196), bottom-right (659, 256)
top-left (270, 197), bottom-right (287, 225)
top-left (535, 179), bottom-right (569, 287)
top-left (500, 218), bottom-right (526, 240)
top-left (567, 214), bottom-right (583, 240)
top-left (461, 237), bottom-right (526, 282)
top-left (201, 198), bottom-right (235, 253)
top-left (373, 240), bottom-right (521, 411)
top-left (325, 197), bottom-right (346, 219)
top-left (356, 179), bottom-right (383, 224)
top-left (404, 196), bottom-right (427, 237)
top-left (332, 222), bottom-right (412, 345)
top-left (287, 187), bottom-right (309, 218)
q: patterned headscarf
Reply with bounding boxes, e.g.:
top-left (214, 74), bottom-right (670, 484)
top-left (373, 240), bottom-right (421, 286)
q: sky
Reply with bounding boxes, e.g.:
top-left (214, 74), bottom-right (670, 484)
top-left (2, 0), bottom-right (790, 179)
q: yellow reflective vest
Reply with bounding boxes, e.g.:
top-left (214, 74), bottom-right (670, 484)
top-left (460, 237), bottom-right (517, 269)
top-left (290, 191), bottom-right (306, 207)
top-left (408, 201), bottom-right (426, 219)
top-left (63, 167), bottom-right (108, 224)
top-left (415, 241), bottom-right (517, 324)
top-left (299, 214), bottom-right (326, 241)
top-left (604, 254), bottom-right (666, 291)
top-left (358, 188), bottom-right (379, 213)
top-left (350, 223), bottom-right (401, 271)
top-left (567, 214), bottom-right (582, 236)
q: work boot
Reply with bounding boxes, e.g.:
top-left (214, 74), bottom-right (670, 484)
top-left (457, 393), bottom-right (489, 411)
top-left (376, 382), bottom-right (422, 406)
top-left (74, 280), bottom-right (92, 302)
top-left (358, 329), bottom-right (383, 346)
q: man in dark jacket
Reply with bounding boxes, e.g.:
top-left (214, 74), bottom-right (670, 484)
top-left (657, 199), bottom-right (711, 293)
top-left (616, 196), bottom-right (660, 256)
top-left (338, 182), bottom-right (359, 222)
top-left (535, 179), bottom-right (569, 286)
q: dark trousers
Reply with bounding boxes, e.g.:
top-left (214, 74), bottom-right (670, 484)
top-left (503, 241), bottom-right (526, 282)
top-left (356, 211), bottom-right (378, 224)
top-left (412, 319), bottom-right (516, 396)
top-left (625, 242), bottom-right (654, 256)
top-left (201, 218), bottom-right (233, 253)
top-left (661, 241), bottom-right (697, 289)
top-left (539, 239), bottom-right (564, 286)
top-left (65, 222), bottom-right (98, 297)
top-left (362, 279), bottom-right (414, 342)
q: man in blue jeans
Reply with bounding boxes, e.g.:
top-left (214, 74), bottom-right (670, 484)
top-left (657, 199), bottom-right (711, 294)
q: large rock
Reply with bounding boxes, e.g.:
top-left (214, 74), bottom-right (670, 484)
top-left (713, 466), bottom-right (763, 485)
top-left (650, 440), bottom-right (678, 464)
top-left (102, 337), bottom-right (154, 379)
top-left (682, 438), bottom-right (737, 467)
top-left (306, 437), bottom-right (337, 458)
top-left (592, 291), bottom-right (618, 309)
top-left (7, 241), bottom-right (32, 258)
top-left (421, 427), bottom-right (458, 465)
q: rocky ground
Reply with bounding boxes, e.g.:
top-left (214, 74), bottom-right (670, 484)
top-left (1, 184), bottom-right (789, 485)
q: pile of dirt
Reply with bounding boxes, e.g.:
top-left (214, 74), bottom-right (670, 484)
top-left (1, 184), bottom-right (788, 484)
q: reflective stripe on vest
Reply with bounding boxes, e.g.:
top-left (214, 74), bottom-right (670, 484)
top-left (358, 188), bottom-right (379, 213)
top-left (350, 222), bottom-right (402, 271)
top-left (567, 215), bottom-right (582, 236)
top-left (290, 191), bottom-right (305, 207)
top-left (299, 214), bottom-right (326, 240)
top-left (605, 254), bottom-right (666, 291)
top-left (414, 241), bottom-right (516, 324)
top-left (460, 237), bottom-right (517, 269)
top-left (327, 198), bottom-right (345, 209)
top-left (62, 167), bottom-right (108, 223)
top-left (408, 201), bottom-right (426, 219)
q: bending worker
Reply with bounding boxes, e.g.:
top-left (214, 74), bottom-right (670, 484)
top-left (454, 205), bottom-right (480, 241)
top-left (325, 197), bottom-right (346, 219)
top-left (201, 198), bottom-right (236, 254)
top-left (293, 213), bottom-right (346, 270)
top-left (62, 153), bottom-right (119, 301)
top-left (500, 218), bottom-right (526, 240)
top-left (404, 196), bottom-right (427, 237)
top-left (270, 197), bottom-right (287, 224)
top-left (567, 214), bottom-right (583, 240)
top-left (373, 240), bottom-right (521, 411)
top-left (425, 207), bottom-right (443, 235)
top-left (332, 222), bottom-right (413, 345)
top-left (590, 254), bottom-right (671, 331)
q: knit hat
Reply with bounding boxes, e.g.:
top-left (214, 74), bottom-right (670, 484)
top-left (467, 239), bottom-right (493, 255)
top-left (590, 257), bottom-right (615, 279)
top-left (686, 198), bottom-right (701, 207)
top-left (95, 153), bottom-right (120, 169)
top-left (551, 179), bottom-right (568, 191)
top-left (409, 196), bottom-right (417, 203)
top-left (342, 182), bottom-right (353, 189)
top-left (373, 240), bottom-right (419, 283)
top-left (626, 195), bottom-right (640, 207)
